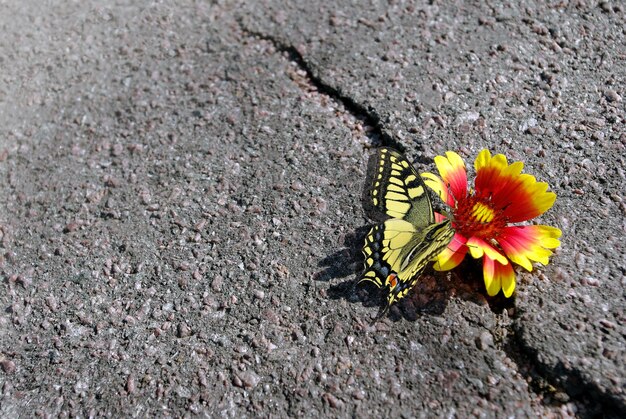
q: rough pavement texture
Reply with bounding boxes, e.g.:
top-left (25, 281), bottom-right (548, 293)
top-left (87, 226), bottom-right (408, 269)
top-left (0, 0), bottom-right (624, 417)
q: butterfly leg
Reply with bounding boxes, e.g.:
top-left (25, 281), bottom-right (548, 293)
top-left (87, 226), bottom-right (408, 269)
top-left (371, 304), bottom-right (390, 325)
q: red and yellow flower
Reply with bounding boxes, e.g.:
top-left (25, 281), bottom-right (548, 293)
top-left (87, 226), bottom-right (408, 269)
top-left (422, 150), bottom-right (561, 297)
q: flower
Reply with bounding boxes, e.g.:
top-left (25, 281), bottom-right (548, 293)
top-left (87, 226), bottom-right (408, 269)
top-left (422, 150), bottom-right (561, 297)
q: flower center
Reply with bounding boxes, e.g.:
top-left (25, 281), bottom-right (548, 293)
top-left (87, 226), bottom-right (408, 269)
top-left (453, 195), bottom-right (507, 239)
top-left (471, 202), bottom-right (495, 223)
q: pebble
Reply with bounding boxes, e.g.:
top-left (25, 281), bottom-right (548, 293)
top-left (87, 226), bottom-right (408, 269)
top-left (581, 277), bottom-right (599, 287)
top-left (599, 319), bottom-right (616, 329)
top-left (232, 375), bottom-right (243, 388)
top-left (211, 276), bottom-right (223, 292)
top-left (352, 390), bottom-right (365, 400)
top-left (234, 371), bottom-right (261, 389)
top-left (126, 375), bottom-right (136, 394)
top-left (177, 323), bottom-right (192, 338)
top-left (457, 111), bottom-right (480, 124)
top-left (604, 89), bottom-right (621, 102)
top-left (323, 392), bottom-right (344, 408)
top-left (553, 392), bottom-right (570, 403)
top-left (519, 118), bottom-right (537, 133)
top-left (63, 222), bottom-right (80, 233)
top-left (574, 252), bottom-right (586, 269)
top-left (475, 331), bottom-right (494, 350)
top-left (1, 360), bottom-right (16, 374)
top-left (111, 143), bottom-right (123, 156)
top-left (345, 336), bottom-right (354, 347)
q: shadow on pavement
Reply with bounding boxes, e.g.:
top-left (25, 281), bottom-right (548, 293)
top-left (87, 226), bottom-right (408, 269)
top-left (315, 227), bottom-right (515, 321)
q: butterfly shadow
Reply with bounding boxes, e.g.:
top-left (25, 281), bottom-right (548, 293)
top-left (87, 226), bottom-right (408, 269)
top-left (313, 225), bottom-right (370, 305)
top-left (314, 231), bottom-right (515, 322)
top-left (314, 224), bottom-right (453, 319)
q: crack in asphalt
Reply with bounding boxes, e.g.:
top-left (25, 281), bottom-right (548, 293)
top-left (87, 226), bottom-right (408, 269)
top-left (240, 25), bottom-right (406, 153)
top-left (506, 322), bottom-right (625, 418)
top-left (239, 24), bottom-right (624, 418)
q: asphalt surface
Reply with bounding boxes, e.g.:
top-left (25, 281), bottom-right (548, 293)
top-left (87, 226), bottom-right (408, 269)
top-left (0, 1), bottom-right (624, 417)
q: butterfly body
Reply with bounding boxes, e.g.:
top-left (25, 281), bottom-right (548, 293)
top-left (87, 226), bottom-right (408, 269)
top-left (360, 148), bottom-right (455, 315)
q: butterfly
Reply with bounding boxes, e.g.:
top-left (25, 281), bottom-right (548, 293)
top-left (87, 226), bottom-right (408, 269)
top-left (360, 147), bottom-right (455, 319)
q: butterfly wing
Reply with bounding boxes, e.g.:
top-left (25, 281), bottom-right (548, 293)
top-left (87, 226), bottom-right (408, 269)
top-left (362, 147), bottom-right (435, 228)
top-left (360, 218), bottom-right (455, 308)
top-left (360, 147), bottom-right (455, 313)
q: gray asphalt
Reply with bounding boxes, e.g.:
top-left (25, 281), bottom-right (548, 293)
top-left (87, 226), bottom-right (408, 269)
top-left (0, 1), bottom-right (624, 417)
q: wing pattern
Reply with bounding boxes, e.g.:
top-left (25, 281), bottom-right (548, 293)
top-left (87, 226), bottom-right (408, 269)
top-left (363, 147), bottom-right (434, 228)
top-left (360, 147), bottom-right (455, 315)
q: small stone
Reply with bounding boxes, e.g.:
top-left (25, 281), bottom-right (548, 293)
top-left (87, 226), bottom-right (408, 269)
top-left (111, 143), bottom-right (123, 156)
top-left (599, 319), bottom-right (616, 329)
top-left (553, 391), bottom-right (570, 403)
top-left (235, 371), bottom-right (260, 389)
top-left (323, 392), bottom-right (344, 408)
top-left (352, 390), bottom-right (365, 400)
top-left (1, 360), bottom-right (16, 374)
top-left (345, 336), bottom-right (354, 347)
top-left (211, 276), bottom-right (223, 292)
top-left (177, 323), bottom-right (192, 338)
top-left (581, 277), bottom-right (599, 287)
top-left (126, 375), bottom-right (136, 394)
top-left (519, 118), bottom-right (538, 133)
top-left (104, 176), bottom-right (120, 187)
top-left (574, 252), bottom-right (586, 269)
top-left (475, 331), bottom-right (494, 350)
top-left (139, 191), bottom-right (152, 205)
top-left (457, 111), bottom-right (480, 124)
top-left (599, 1), bottom-right (612, 13)
top-left (63, 222), bottom-right (80, 233)
top-left (17, 275), bottom-right (32, 288)
top-left (232, 375), bottom-right (243, 388)
top-left (604, 89), bottom-right (621, 102)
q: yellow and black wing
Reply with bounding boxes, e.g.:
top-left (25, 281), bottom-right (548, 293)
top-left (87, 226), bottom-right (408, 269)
top-left (360, 218), bottom-right (454, 310)
top-left (362, 147), bottom-right (435, 228)
top-left (360, 147), bottom-right (455, 315)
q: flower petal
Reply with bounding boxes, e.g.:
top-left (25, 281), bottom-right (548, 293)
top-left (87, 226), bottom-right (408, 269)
top-left (466, 236), bottom-right (508, 265)
top-left (474, 149), bottom-right (494, 172)
top-left (500, 175), bottom-right (556, 222)
top-left (483, 256), bottom-right (517, 297)
top-left (433, 233), bottom-right (468, 271)
top-left (433, 151), bottom-right (467, 201)
top-left (474, 150), bottom-right (516, 189)
top-left (482, 257), bottom-right (500, 296)
top-left (498, 225), bottom-right (562, 271)
top-left (422, 172), bottom-right (454, 207)
top-left (474, 151), bottom-right (556, 223)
